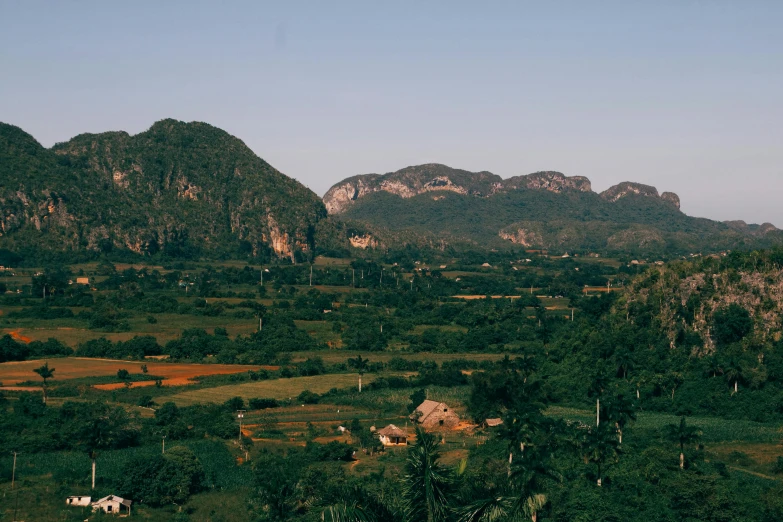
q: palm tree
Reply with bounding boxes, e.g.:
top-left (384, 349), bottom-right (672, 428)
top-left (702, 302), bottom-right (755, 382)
top-left (403, 427), bottom-right (453, 522)
top-left (33, 362), bottom-right (55, 404)
top-left (704, 356), bottom-right (723, 379)
top-left (457, 446), bottom-right (554, 522)
top-left (665, 416), bottom-right (701, 470)
top-left (500, 405), bottom-right (546, 476)
top-left (348, 356), bottom-right (370, 393)
top-left (583, 423), bottom-right (620, 487)
top-left (601, 394), bottom-right (637, 444)
top-left (588, 368), bottom-right (610, 427)
top-left (614, 349), bottom-right (634, 380)
top-left (724, 358), bottom-right (743, 394)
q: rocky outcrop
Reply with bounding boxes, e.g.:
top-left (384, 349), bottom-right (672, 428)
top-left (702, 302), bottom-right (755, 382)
top-left (661, 192), bottom-right (680, 209)
top-left (600, 182), bottom-right (680, 208)
top-left (498, 224), bottom-right (544, 247)
top-left (324, 167), bottom-right (592, 215)
top-left (724, 220), bottom-right (779, 236)
top-left (323, 164), bottom-right (501, 214)
top-left (348, 233), bottom-right (378, 249)
top-left (502, 171), bottom-right (591, 193)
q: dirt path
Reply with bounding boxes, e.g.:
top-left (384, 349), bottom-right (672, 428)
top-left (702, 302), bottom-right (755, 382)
top-left (727, 466), bottom-right (780, 481)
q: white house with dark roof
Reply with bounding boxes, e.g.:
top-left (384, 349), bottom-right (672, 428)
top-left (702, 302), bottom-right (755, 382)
top-left (91, 495), bottom-right (132, 515)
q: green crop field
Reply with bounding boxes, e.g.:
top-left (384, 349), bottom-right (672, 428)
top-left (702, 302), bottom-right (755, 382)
top-left (166, 373), bottom-right (389, 405)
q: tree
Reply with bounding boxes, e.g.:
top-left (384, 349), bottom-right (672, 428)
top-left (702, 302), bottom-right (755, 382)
top-left (119, 446), bottom-right (204, 506)
top-left (582, 423), bottom-right (620, 487)
top-left (724, 358), bottom-right (744, 394)
top-left (665, 416), bottom-right (701, 470)
top-left (712, 304), bottom-right (752, 346)
top-left (588, 368), bottom-right (610, 427)
top-left (33, 362), bottom-right (54, 404)
top-left (613, 349), bottom-right (634, 380)
top-left (601, 393), bottom-right (636, 444)
top-left (404, 427), bottom-right (453, 522)
top-left (347, 355), bottom-right (370, 393)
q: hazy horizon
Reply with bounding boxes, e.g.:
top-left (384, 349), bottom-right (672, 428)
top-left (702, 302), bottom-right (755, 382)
top-left (2, 1), bottom-right (781, 226)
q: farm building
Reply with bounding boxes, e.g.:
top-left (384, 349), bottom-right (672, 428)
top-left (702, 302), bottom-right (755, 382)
top-left (411, 400), bottom-right (459, 430)
top-left (65, 495), bottom-right (91, 506)
top-left (484, 418), bottom-right (504, 428)
top-left (91, 495), bottom-right (132, 515)
top-left (377, 424), bottom-right (408, 446)
top-left (76, 277), bottom-right (90, 285)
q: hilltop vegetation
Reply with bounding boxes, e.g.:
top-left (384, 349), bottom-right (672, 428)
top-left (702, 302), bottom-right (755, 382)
top-left (0, 120), bottom-right (326, 262)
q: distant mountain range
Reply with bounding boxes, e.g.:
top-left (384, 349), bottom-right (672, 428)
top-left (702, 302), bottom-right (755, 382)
top-left (1, 119), bottom-right (779, 261)
top-left (324, 164), bottom-right (781, 256)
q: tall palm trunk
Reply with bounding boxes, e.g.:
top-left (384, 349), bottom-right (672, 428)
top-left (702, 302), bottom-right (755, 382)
top-left (679, 442), bottom-right (684, 469)
top-left (358, 374), bottom-right (362, 393)
top-left (91, 457), bottom-right (96, 489)
top-left (596, 398), bottom-right (600, 426)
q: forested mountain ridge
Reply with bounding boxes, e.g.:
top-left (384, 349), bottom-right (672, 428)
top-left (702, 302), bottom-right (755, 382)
top-left (327, 164), bottom-right (782, 256)
top-left (0, 119), bottom-right (326, 261)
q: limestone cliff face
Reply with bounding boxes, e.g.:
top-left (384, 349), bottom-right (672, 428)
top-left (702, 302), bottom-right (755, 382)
top-left (498, 225), bottom-right (544, 247)
top-left (502, 171), bottom-right (592, 193)
top-left (323, 164), bottom-right (501, 214)
top-left (600, 182), bottom-right (680, 208)
top-left (324, 166), bottom-right (593, 215)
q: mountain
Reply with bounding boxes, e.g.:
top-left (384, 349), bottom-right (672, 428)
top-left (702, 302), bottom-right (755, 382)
top-left (0, 119), bottom-right (326, 261)
top-left (325, 164), bottom-right (781, 255)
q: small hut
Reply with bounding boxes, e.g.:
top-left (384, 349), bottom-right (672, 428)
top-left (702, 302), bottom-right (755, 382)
top-left (377, 424), bottom-right (408, 446)
top-left (484, 418), bottom-right (504, 428)
top-left (91, 495), bottom-right (132, 515)
top-left (65, 495), bottom-right (91, 507)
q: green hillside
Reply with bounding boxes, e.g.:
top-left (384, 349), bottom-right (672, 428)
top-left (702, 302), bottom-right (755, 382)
top-left (337, 182), bottom-right (782, 256)
top-left (0, 120), bottom-right (326, 261)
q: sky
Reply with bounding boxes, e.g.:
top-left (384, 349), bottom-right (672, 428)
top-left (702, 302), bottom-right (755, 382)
top-left (1, 1), bottom-right (782, 225)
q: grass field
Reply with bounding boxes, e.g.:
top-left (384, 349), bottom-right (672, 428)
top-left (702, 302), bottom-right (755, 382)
top-left (0, 357), bottom-right (262, 387)
top-left (0, 312), bottom-right (259, 346)
top-left (288, 351), bottom-right (511, 364)
top-left (165, 373), bottom-right (392, 406)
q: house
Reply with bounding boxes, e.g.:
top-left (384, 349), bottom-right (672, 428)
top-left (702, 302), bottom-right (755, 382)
top-left (65, 495), bottom-right (92, 506)
top-left (91, 495), bottom-right (132, 515)
top-left (411, 400), bottom-right (459, 430)
top-left (76, 277), bottom-right (90, 285)
top-left (377, 424), bottom-right (408, 446)
top-left (484, 418), bottom-right (504, 428)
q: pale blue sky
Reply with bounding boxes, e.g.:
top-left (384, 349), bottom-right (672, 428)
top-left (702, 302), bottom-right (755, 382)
top-left (1, 1), bottom-right (782, 225)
